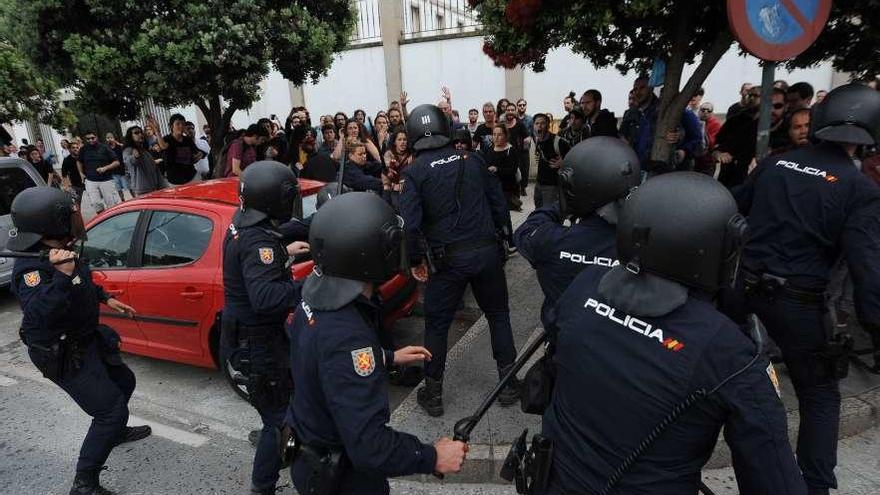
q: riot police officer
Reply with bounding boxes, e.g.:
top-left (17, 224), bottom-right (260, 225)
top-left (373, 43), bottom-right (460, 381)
top-left (514, 136), bottom-right (640, 342)
top-left (9, 187), bottom-right (151, 495)
top-left (221, 161), bottom-right (309, 495)
top-left (725, 83), bottom-right (880, 495)
top-left (538, 173), bottom-right (805, 494)
top-left (286, 192), bottom-right (467, 494)
top-left (399, 104), bottom-right (518, 417)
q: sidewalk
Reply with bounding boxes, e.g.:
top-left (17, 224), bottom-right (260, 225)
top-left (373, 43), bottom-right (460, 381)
top-left (390, 192), bottom-right (880, 485)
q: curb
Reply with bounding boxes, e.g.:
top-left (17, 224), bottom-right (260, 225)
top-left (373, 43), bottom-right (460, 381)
top-left (402, 382), bottom-right (880, 486)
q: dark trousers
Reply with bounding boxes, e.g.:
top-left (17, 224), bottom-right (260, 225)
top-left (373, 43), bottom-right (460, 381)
top-left (220, 333), bottom-right (291, 492)
top-left (518, 150), bottom-right (529, 193)
top-left (253, 404), bottom-right (287, 491)
top-left (291, 458), bottom-right (389, 495)
top-left (723, 286), bottom-right (839, 490)
top-left (423, 245), bottom-right (516, 380)
top-left (52, 342), bottom-right (135, 473)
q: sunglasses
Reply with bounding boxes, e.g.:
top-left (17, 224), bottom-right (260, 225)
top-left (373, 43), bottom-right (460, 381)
top-left (699, 108), bottom-right (712, 113)
top-left (748, 93), bottom-right (761, 98)
top-left (517, 103), bottom-right (526, 107)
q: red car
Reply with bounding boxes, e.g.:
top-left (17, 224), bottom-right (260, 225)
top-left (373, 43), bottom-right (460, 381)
top-left (82, 178), bottom-right (417, 372)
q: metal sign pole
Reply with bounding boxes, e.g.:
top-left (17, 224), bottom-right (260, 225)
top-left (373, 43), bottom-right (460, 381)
top-left (755, 62), bottom-right (776, 160)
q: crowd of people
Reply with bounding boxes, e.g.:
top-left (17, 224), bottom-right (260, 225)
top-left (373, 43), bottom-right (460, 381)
top-left (4, 76), bottom-right (879, 222)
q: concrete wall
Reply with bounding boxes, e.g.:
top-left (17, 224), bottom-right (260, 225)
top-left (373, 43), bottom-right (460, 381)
top-left (524, 45), bottom-right (835, 119)
top-left (400, 36), bottom-right (506, 115)
top-left (302, 46), bottom-right (388, 119)
top-left (15, 37), bottom-right (841, 143)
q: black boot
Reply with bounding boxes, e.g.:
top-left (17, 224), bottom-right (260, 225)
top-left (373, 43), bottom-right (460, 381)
top-left (497, 364), bottom-right (521, 407)
top-left (417, 377), bottom-right (444, 417)
top-left (69, 468), bottom-right (115, 495)
top-left (115, 425), bottom-right (152, 446)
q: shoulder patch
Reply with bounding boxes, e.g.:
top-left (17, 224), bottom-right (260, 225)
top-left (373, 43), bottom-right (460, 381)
top-left (766, 363), bottom-right (782, 399)
top-left (23, 271), bottom-right (41, 287)
top-left (258, 247), bottom-right (274, 265)
top-left (351, 347), bottom-right (375, 377)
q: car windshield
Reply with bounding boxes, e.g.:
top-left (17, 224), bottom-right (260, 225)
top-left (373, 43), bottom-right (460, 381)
top-left (0, 167), bottom-right (38, 216)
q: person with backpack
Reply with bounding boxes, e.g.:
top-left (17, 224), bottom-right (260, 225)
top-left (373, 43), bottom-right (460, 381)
top-left (532, 113), bottom-right (571, 208)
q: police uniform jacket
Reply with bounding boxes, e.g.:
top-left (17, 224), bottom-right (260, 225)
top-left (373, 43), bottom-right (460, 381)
top-left (287, 297), bottom-right (437, 489)
top-left (543, 267), bottom-right (805, 494)
top-left (514, 205), bottom-right (616, 334)
top-left (13, 254), bottom-right (110, 347)
top-left (399, 145), bottom-right (508, 259)
top-left (222, 219), bottom-right (300, 326)
top-left (735, 142), bottom-right (880, 326)
top-left (342, 160), bottom-right (383, 193)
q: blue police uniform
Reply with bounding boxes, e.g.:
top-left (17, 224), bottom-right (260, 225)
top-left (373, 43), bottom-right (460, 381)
top-left (726, 142), bottom-right (880, 492)
top-left (399, 145), bottom-right (516, 380)
top-left (12, 254), bottom-right (136, 475)
top-left (542, 266), bottom-right (806, 494)
top-left (514, 204), bottom-right (617, 339)
top-left (342, 161), bottom-right (383, 193)
top-left (221, 218), bottom-right (302, 494)
top-left (286, 296), bottom-right (438, 494)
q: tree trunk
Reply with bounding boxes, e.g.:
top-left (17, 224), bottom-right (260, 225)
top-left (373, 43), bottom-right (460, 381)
top-left (196, 96), bottom-right (236, 178)
top-left (648, 4), bottom-right (734, 172)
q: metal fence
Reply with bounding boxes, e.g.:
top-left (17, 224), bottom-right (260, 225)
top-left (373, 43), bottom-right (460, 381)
top-left (347, 0), bottom-right (482, 45)
top-left (402, 0), bottom-right (481, 38)
top-left (351, 0), bottom-right (382, 44)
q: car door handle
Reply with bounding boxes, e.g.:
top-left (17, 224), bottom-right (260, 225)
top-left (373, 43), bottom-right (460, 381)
top-left (106, 289), bottom-right (125, 296)
top-left (180, 290), bottom-right (204, 299)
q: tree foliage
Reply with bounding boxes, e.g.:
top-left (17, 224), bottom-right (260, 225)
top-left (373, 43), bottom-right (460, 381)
top-left (471, 0), bottom-right (878, 163)
top-left (1, 0), bottom-right (355, 148)
top-left (0, 40), bottom-right (76, 130)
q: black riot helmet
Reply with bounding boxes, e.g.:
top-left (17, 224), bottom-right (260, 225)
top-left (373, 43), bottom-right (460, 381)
top-left (406, 104), bottom-right (451, 151)
top-left (7, 186), bottom-right (85, 250)
top-left (309, 192), bottom-right (406, 283)
top-left (810, 83), bottom-right (880, 146)
top-left (558, 136), bottom-right (641, 218)
top-left (617, 172), bottom-right (748, 294)
top-left (236, 161), bottom-right (299, 227)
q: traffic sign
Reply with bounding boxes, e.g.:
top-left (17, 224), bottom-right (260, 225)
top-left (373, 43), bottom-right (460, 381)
top-left (728, 0), bottom-right (832, 61)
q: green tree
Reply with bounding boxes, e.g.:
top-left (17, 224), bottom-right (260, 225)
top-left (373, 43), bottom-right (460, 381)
top-left (0, 40), bottom-right (76, 131)
top-left (472, 0), bottom-right (878, 167)
top-left (1, 0), bottom-right (356, 160)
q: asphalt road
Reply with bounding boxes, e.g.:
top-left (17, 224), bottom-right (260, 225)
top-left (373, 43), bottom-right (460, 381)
top-left (0, 281), bottom-right (480, 494)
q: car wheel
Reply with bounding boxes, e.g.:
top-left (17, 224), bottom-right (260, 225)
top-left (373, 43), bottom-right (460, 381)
top-left (223, 358), bottom-right (251, 402)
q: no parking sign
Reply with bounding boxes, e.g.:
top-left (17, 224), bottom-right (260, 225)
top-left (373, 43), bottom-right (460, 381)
top-left (727, 0), bottom-right (832, 61)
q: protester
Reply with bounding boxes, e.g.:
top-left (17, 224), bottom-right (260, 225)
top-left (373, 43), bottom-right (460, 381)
top-left (727, 82), bottom-right (754, 118)
top-left (105, 132), bottom-right (132, 200)
top-left (122, 126), bottom-right (165, 196)
top-left (225, 124), bottom-right (268, 177)
top-left (26, 145), bottom-right (57, 185)
top-left (382, 130), bottom-right (413, 210)
top-left (152, 114), bottom-right (204, 185)
top-left (532, 113), bottom-right (570, 208)
top-left (77, 130), bottom-right (122, 213)
top-left (580, 89), bottom-right (618, 137)
top-left (484, 124), bottom-right (521, 212)
top-left (60, 141), bottom-right (85, 207)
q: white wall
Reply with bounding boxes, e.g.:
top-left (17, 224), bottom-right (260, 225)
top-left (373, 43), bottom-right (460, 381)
top-left (303, 46), bottom-right (388, 119)
top-left (400, 36), bottom-right (506, 115)
top-left (525, 45), bottom-right (836, 119)
top-left (231, 69), bottom-right (293, 129)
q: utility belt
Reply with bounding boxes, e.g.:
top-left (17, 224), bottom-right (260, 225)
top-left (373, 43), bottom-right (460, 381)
top-left (222, 317), bottom-right (292, 409)
top-left (501, 430), bottom-right (553, 494)
top-left (279, 425), bottom-right (349, 495)
top-left (425, 237), bottom-right (499, 273)
top-left (741, 270), bottom-right (851, 379)
top-left (741, 269), bottom-right (826, 305)
top-left (21, 329), bottom-right (97, 381)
